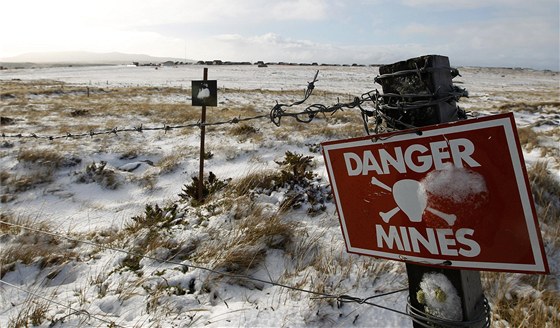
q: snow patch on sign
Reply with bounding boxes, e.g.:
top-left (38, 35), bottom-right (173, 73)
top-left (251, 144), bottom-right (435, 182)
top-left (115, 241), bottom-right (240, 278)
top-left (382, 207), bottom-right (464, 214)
top-left (421, 163), bottom-right (487, 203)
top-left (419, 272), bottom-right (463, 321)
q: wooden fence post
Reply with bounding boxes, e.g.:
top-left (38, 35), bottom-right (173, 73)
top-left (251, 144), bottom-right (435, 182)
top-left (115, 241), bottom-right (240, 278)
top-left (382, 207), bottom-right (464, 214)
top-left (377, 55), bottom-right (486, 327)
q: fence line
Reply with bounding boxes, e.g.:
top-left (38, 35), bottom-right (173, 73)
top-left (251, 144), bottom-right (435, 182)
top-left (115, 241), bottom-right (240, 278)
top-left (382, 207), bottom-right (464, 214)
top-left (1, 69), bottom-right (468, 142)
top-left (0, 219), bottom-right (410, 317)
top-left (1, 68), bottom-right (485, 327)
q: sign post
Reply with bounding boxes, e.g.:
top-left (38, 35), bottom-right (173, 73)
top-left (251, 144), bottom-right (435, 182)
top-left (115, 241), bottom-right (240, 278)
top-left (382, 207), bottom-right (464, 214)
top-left (322, 56), bottom-right (548, 327)
top-left (192, 68), bottom-right (218, 202)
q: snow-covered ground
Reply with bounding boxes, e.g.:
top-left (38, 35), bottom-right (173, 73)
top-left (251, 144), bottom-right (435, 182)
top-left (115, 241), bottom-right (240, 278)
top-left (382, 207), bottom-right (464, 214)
top-left (1, 64), bottom-right (559, 327)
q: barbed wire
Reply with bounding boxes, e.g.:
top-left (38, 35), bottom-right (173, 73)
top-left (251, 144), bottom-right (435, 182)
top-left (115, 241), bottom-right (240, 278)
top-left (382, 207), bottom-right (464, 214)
top-left (0, 115), bottom-right (270, 141)
top-left (1, 69), bottom-right (468, 142)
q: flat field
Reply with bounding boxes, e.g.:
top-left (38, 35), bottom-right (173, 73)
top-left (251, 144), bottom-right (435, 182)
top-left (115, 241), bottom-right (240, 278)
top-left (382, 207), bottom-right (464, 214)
top-left (1, 65), bottom-right (559, 327)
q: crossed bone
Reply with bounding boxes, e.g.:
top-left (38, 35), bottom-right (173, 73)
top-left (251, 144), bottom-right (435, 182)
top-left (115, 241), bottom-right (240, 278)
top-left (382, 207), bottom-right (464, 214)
top-left (371, 177), bottom-right (457, 226)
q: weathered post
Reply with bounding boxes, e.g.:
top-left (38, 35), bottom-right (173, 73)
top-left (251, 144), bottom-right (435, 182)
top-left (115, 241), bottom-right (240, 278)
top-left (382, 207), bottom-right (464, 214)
top-left (376, 55), bottom-right (486, 327)
top-left (191, 68), bottom-right (218, 203)
top-left (198, 68), bottom-right (208, 202)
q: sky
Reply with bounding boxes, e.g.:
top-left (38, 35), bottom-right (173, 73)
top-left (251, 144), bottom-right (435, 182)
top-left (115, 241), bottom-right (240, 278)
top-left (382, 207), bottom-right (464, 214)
top-left (0, 0), bottom-right (559, 70)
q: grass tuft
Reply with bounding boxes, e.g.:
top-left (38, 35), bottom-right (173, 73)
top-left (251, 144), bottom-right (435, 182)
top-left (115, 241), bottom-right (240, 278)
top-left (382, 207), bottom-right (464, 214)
top-left (528, 161), bottom-right (560, 224)
top-left (0, 214), bottom-right (77, 278)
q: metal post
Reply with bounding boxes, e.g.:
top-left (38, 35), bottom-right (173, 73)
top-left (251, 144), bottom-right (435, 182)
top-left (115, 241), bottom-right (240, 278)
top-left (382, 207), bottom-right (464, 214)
top-left (198, 67), bottom-right (208, 202)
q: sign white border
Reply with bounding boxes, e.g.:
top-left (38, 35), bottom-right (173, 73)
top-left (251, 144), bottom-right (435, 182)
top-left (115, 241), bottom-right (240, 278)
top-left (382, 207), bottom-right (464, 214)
top-left (322, 113), bottom-right (548, 273)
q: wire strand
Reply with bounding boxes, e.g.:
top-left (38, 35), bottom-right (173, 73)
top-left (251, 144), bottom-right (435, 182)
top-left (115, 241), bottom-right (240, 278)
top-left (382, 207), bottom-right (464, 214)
top-left (0, 279), bottom-right (122, 327)
top-left (1, 70), bottom-right (469, 141)
top-left (0, 219), bottom-right (410, 317)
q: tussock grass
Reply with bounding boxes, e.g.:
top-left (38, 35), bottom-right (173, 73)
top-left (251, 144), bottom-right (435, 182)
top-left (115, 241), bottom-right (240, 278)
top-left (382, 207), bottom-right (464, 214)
top-left (5, 171), bottom-right (55, 193)
top-left (8, 298), bottom-right (51, 327)
top-left (195, 206), bottom-right (298, 282)
top-left (230, 169), bottom-right (279, 197)
top-left (497, 101), bottom-right (560, 113)
top-left (0, 214), bottom-right (76, 278)
top-left (3, 147), bottom-right (79, 196)
top-left (479, 160), bottom-right (560, 327)
top-left (229, 123), bottom-right (260, 141)
top-left (157, 153), bottom-right (183, 174)
top-left (483, 272), bottom-right (560, 327)
top-left (517, 126), bottom-right (540, 151)
top-left (528, 161), bottom-right (560, 224)
top-left (17, 148), bottom-right (64, 168)
top-left (528, 161), bottom-right (560, 250)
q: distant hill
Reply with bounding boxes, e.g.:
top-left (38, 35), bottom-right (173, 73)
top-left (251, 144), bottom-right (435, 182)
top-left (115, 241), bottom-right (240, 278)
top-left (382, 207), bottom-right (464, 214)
top-left (0, 51), bottom-right (192, 67)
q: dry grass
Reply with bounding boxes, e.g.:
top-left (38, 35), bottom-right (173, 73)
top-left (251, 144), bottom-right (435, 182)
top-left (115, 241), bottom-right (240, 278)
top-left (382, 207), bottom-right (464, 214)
top-left (195, 205), bottom-right (298, 284)
top-left (157, 153), bottom-right (183, 174)
top-left (17, 148), bottom-right (64, 168)
top-left (1, 77), bottom-right (558, 327)
top-left (230, 169), bottom-right (279, 197)
top-left (528, 161), bottom-right (560, 224)
top-left (229, 123), bottom-right (261, 142)
top-left (7, 298), bottom-right (51, 327)
top-left (0, 214), bottom-right (77, 278)
top-left (496, 101), bottom-right (560, 113)
top-left (0, 81), bottom-right (201, 138)
top-left (480, 160), bottom-right (560, 327)
top-left (3, 171), bottom-right (55, 194)
top-left (517, 126), bottom-right (540, 151)
top-left (483, 272), bottom-right (560, 327)
top-left (0, 148), bottom-right (70, 195)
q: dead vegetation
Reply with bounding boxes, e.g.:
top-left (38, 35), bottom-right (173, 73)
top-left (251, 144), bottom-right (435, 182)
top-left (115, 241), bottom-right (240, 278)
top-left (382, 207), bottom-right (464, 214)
top-left (483, 272), bottom-right (560, 328)
top-left (0, 214), bottom-right (77, 279)
top-left (496, 101), bottom-right (560, 114)
top-left (194, 205), bottom-right (299, 288)
top-left (1, 75), bottom-right (559, 327)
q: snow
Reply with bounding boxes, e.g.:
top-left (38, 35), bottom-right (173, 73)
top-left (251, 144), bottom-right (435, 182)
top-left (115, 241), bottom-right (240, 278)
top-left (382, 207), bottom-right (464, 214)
top-left (1, 64), bottom-right (559, 327)
top-left (418, 272), bottom-right (462, 321)
top-left (421, 163), bottom-right (488, 203)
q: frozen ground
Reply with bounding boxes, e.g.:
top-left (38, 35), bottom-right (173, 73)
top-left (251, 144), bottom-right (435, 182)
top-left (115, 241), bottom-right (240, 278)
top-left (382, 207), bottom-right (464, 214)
top-left (0, 64), bottom-right (559, 327)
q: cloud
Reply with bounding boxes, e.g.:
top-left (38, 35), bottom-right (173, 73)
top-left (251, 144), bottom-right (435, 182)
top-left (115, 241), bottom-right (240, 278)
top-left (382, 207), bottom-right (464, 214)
top-left (1, 0), bottom-right (557, 70)
top-left (187, 32), bottom-right (430, 65)
top-left (400, 0), bottom-right (550, 9)
top-left (397, 12), bottom-right (559, 70)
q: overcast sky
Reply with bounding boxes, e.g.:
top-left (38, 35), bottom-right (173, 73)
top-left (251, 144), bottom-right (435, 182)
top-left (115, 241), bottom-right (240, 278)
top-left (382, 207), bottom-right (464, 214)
top-left (1, 0), bottom-right (558, 70)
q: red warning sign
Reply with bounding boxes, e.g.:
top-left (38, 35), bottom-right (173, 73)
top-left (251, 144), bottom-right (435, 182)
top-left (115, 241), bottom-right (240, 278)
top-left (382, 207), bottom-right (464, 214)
top-left (322, 113), bottom-right (549, 274)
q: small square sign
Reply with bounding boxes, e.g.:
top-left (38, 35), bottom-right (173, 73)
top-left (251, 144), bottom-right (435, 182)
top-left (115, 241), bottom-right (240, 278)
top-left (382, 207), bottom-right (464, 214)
top-left (192, 80), bottom-right (218, 107)
top-left (322, 113), bottom-right (549, 274)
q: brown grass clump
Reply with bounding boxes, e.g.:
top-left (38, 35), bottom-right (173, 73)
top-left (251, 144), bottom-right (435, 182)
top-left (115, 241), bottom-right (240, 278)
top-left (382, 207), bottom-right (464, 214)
top-left (195, 206), bottom-right (298, 281)
top-left (517, 126), bottom-right (540, 151)
top-left (479, 160), bottom-right (560, 326)
top-left (0, 214), bottom-right (77, 278)
top-left (157, 153), bottom-right (183, 174)
top-left (8, 298), bottom-right (52, 327)
top-left (496, 101), bottom-right (560, 113)
top-left (17, 148), bottom-right (64, 168)
top-left (528, 161), bottom-right (560, 224)
top-left (483, 272), bottom-right (560, 327)
top-left (1, 148), bottom-right (74, 194)
top-left (230, 169), bottom-right (279, 197)
top-left (229, 123), bottom-right (260, 141)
